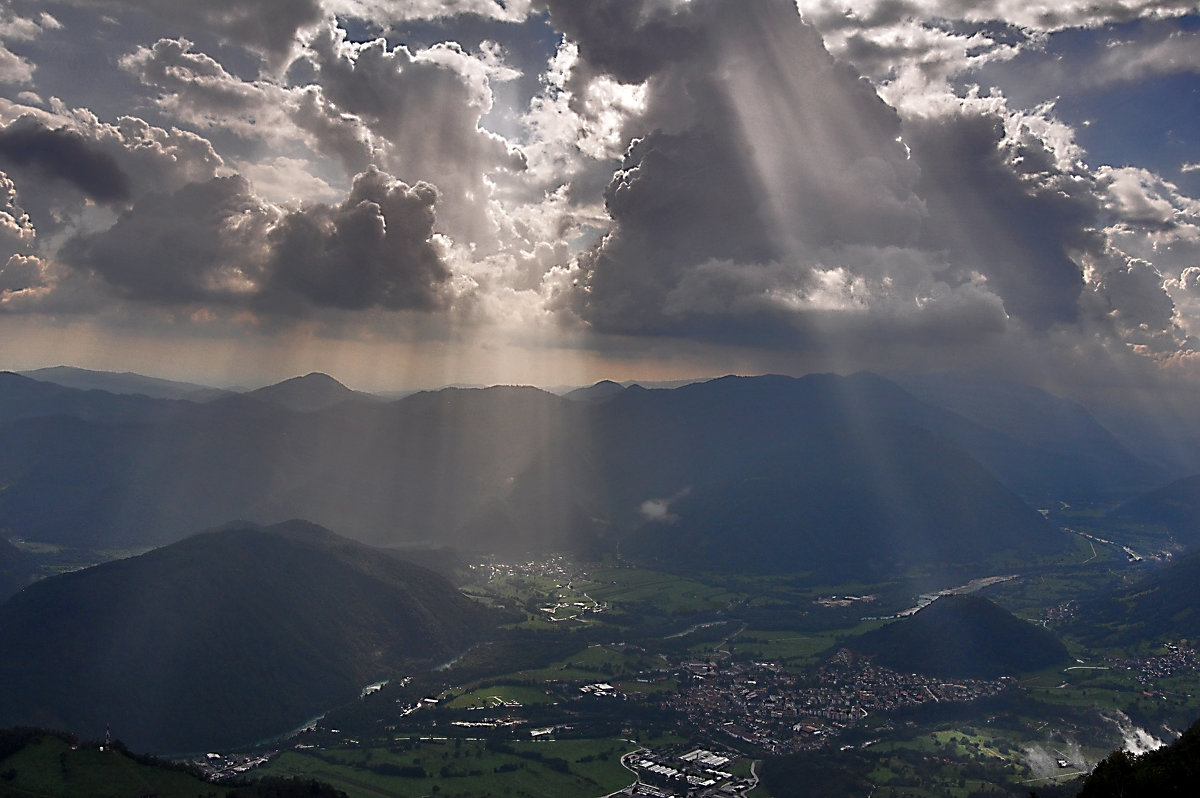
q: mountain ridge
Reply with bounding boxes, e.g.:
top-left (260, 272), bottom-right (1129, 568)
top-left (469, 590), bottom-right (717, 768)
top-left (0, 370), bottom-right (1156, 563)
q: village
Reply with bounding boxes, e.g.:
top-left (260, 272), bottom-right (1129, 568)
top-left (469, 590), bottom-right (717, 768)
top-left (666, 650), bottom-right (1013, 754)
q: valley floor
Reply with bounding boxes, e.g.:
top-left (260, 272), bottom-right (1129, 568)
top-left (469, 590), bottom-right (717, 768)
top-left (196, 514), bottom-right (1200, 798)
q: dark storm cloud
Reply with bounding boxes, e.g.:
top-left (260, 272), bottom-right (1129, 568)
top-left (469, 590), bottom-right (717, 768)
top-left (59, 175), bottom-right (268, 303)
top-left (548, 0), bottom-right (1162, 348)
top-left (542, 0), bottom-right (704, 86)
top-left (904, 109), bottom-right (1098, 329)
top-left (1088, 258), bottom-right (1180, 353)
top-left (59, 168), bottom-right (452, 313)
top-left (265, 167), bottom-right (451, 312)
top-left (559, 0), bottom-right (927, 338)
top-left (0, 117), bottom-right (131, 204)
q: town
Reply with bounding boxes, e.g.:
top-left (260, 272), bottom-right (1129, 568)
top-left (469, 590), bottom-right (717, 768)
top-left (667, 651), bottom-right (1013, 754)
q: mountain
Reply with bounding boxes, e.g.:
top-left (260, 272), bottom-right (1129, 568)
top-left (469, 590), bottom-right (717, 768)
top-left (0, 382), bottom-right (582, 548)
top-left (244, 372), bottom-right (375, 412)
top-left (621, 417), bottom-right (1066, 576)
top-left (563, 379), bottom-right (626, 402)
top-left (18, 365), bottom-right (230, 402)
top-left (0, 371), bottom-right (1104, 563)
top-left (0, 371), bottom-right (192, 425)
top-left (0, 520), bottom-right (501, 754)
top-left (1069, 550), bottom-right (1200, 648)
top-left (894, 371), bottom-right (1163, 502)
top-left (1088, 398), bottom-right (1200, 482)
top-left (0, 538), bottom-right (37, 602)
top-left (847, 594), bottom-right (1072, 679)
top-left (1108, 474), bottom-right (1200, 547)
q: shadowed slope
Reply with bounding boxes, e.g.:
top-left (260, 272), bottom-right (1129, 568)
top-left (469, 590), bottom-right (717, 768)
top-left (0, 520), bottom-right (500, 754)
top-left (848, 594), bottom-right (1071, 679)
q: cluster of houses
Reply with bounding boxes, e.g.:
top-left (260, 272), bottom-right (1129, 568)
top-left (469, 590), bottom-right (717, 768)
top-left (668, 650), bottom-right (1012, 753)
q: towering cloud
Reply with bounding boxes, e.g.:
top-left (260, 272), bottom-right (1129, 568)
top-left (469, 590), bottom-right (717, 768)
top-left (265, 167), bottom-right (451, 312)
top-left (553, 0), bottom-right (928, 340)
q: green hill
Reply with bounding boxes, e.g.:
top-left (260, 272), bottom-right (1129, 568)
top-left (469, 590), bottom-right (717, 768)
top-left (847, 594), bottom-right (1071, 679)
top-left (0, 728), bottom-right (217, 798)
top-left (1070, 550), bottom-right (1200, 648)
top-left (0, 727), bottom-right (346, 798)
top-left (0, 521), bottom-right (501, 754)
top-left (1109, 474), bottom-right (1200, 546)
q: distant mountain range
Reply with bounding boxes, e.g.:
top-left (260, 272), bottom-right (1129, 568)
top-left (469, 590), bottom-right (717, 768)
top-left (0, 520), bottom-right (501, 754)
top-left (847, 594), bottom-right (1072, 679)
top-left (894, 372), bottom-right (1166, 503)
top-left (19, 365), bottom-right (233, 401)
top-left (0, 367), bottom-right (1192, 573)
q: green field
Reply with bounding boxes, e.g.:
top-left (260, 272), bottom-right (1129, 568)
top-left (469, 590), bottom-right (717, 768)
top-left (582, 568), bottom-right (743, 614)
top-left (445, 684), bottom-right (559, 709)
top-left (259, 737), bottom-right (638, 798)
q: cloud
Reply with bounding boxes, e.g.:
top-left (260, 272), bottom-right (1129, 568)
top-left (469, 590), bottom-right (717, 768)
top-left (327, 0), bottom-right (535, 25)
top-left (123, 26), bottom-right (529, 251)
top-left (0, 0), bottom-right (1196, 396)
top-left (233, 156), bottom-right (341, 204)
top-left (119, 37), bottom-right (279, 132)
top-left (0, 8), bottom-right (62, 85)
top-left (797, 2), bottom-right (1200, 115)
top-left (1087, 30), bottom-right (1200, 85)
top-left (537, 0), bottom-right (1199, 381)
top-left (903, 105), bottom-right (1100, 329)
top-left (299, 22), bottom-right (525, 245)
top-left (0, 170), bottom-right (34, 247)
top-left (0, 254), bottom-right (55, 311)
top-left (557, 0), bottom-right (929, 338)
top-left (0, 109), bottom-right (224, 249)
top-left (640, 487), bottom-right (690, 524)
top-left (59, 175), bottom-right (274, 304)
top-left (56, 167), bottom-right (453, 314)
top-left (1099, 165), bottom-right (1193, 227)
top-left (797, 1), bottom-right (1198, 37)
top-left (0, 44), bottom-right (33, 84)
top-left (0, 117), bottom-right (132, 204)
top-left (265, 166), bottom-right (452, 311)
top-left (548, 0), bottom-right (1113, 347)
top-left (60, 0), bottom-right (325, 69)
top-left (0, 253), bottom-right (43, 292)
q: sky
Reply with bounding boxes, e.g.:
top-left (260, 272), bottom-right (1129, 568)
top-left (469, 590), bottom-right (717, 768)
top-left (0, 0), bottom-right (1198, 399)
